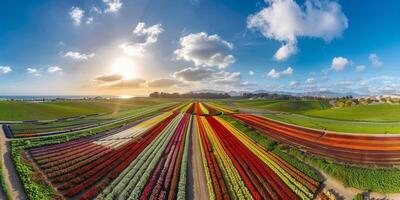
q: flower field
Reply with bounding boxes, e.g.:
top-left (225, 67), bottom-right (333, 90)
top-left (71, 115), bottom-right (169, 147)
top-left (21, 101), bottom-right (326, 199)
top-left (232, 113), bottom-right (400, 165)
top-left (194, 115), bottom-right (320, 200)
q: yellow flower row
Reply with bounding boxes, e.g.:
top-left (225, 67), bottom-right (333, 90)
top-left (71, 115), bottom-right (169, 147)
top-left (215, 116), bottom-right (314, 200)
top-left (199, 116), bottom-right (253, 200)
top-left (198, 102), bottom-right (210, 115)
top-left (194, 117), bottom-right (216, 200)
top-left (205, 102), bottom-right (236, 114)
top-left (180, 102), bottom-right (194, 113)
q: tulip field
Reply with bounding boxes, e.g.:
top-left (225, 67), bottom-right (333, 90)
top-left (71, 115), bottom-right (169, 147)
top-left (16, 101), bottom-right (328, 200)
top-left (7, 99), bottom-right (400, 200)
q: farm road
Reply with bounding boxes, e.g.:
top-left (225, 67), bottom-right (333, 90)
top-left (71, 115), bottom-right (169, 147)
top-left (187, 117), bottom-right (210, 200)
top-left (0, 128), bottom-right (27, 200)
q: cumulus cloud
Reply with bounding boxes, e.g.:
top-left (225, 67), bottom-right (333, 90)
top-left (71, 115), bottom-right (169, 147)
top-left (288, 80), bottom-right (299, 87)
top-left (47, 66), bottom-right (63, 74)
top-left (330, 56), bottom-right (349, 72)
top-left (355, 65), bottom-right (366, 72)
top-left (147, 79), bottom-right (181, 87)
top-left (26, 68), bottom-right (41, 76)
top-left (247, 0), bottom-right (348, 61)
top-left (86, 17), bottom-right (94, 24)
top-left (173, 67), bottom-right (246, 88)
top-left (103, 0), bottom-right (123, 13)
top-left (173, 67), bottom-right (214, 82)
top-left (70, 7), bottom-right (84, 26)
top-left (0, 66), bottom-right (12, 74)
top-left (119, 22), bottom-right (164, 56)
top-left (248, 70), bottom-right (254, 76)
top-left (108, 78), bottom-right (146, 88)
top-left (64, 51), bottom-right (95, 60)
top-left (305, 78), bottom-right (316, 84)
top-left (266, 67), bottom-right (293, 78)
top-left (94, 74), bottom-right (124, 82)
top-left (174, 32), bottom-right (235, 68)
top-left (274, 43), bottom-right (298, 61)
top-left (369, 53), bottom-right (383, 67)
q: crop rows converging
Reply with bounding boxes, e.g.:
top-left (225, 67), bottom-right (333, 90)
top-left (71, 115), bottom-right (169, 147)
top-left (195, 115), bottom-right (319, 200)
top-left (24, 101), bottom-right (322, 199)
top-left (232, 114), bottom-right (400, 165)
top-left (28, 110), bottom-right (192, 199)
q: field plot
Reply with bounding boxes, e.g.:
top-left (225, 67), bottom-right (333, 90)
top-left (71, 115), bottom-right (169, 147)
top-left (8, 101), bottom-right (180, 138)
top-left (195, 115), bottom-right (320, 200)
top-left (233, 114), bottom-right (400, 165)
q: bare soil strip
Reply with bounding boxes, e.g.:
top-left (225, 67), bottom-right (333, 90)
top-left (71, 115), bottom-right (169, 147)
top-left (0, 128), bottom-right (27, 200)
top-left (187, 117), bottom-right (210, 200)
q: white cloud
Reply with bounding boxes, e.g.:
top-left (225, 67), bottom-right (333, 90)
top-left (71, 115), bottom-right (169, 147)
top-left (173, 67), bottom-right (215, 81)
top-left (26, 68), bottom-right (41, 76)
top-left (64, 51), bottom-right (95, 60)
top-left (47, 66), bottom-right (63, 74)
top-left (274, 43), bottom-right (298, 61)
top-left (266, 67), bottom-right (293, 78)
top-left (330, 56), bottom-right (349, 72)
top-left (288, 80), bottom-right (299, 87)
top-left (147, 79), bottom-right (181, 88)
top-left (0, 66), bottom-right (12, 74)
top-left (108, 78), bottom-right (146, 88)
top-left (248, 70), bottom-right (254, 76)
top-left (120, 22), bottom-right (164, 56)
top-left (369, 53), bottom-right (383, 67)
top-left (91, 6), bottom-right (103, 14)
top-left (103, 0), bottom-right (123, 13)
top-left (70, 7), bottom-right (84, 26)
top-left (267, 69), bottom-right (280, 78)
top-left (281, 66), bottom-right (293, 75)
top-left (86, 17), bottom-right (94, 24)
top-left (174, 32), bottom-right (235, 68)
top-left (173, 67), bottom-right (245, 88)
top-left (247, 0), bottom-right (348, 60)
top-left (355, 65), bottom-right (366, 72)
top-left (306, 78), bottom-right (316, 84)
top-left (94, 74), bottom-right (124, 82)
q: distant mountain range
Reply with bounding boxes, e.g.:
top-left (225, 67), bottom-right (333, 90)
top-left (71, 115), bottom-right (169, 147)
top-left (190, 89), bottom-right (364, 98)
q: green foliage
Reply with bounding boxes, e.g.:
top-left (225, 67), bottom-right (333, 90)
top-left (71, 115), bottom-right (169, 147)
top-left (285, 147), bottom-right (400, 193)
top-left (231, 99), bottom-right (331, 114)
top-left (353, 193), bottom-right (364, 200)
top-left (263, 113), bottom-right (400, 134)
top-left (0, 157), bottom-right (12, 200)
top-left (305, 104), bottom-right (400, 122)
top-left (221, 115), bottom-right (323, 183)
top-left (0, 98), bottom-right (178, 121)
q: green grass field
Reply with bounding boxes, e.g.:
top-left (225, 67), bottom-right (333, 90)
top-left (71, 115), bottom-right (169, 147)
top-left (304, 104), bottom-right (400, 122)
top-left (230, 99), bottom-right (331, 113)
top-left (219, 99), bottom-right (400, 133)
top-left (0, 98), bottom-right (177, 121)
top-left (263, 113), bottom-right (400, 134)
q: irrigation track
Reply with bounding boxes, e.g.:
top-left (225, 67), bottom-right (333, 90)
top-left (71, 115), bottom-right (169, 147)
top-left (232, 113), bottom-right (400, 165)
top-left (187, 117), bottom-right (210, 200)
top-left (0, 128), bottom-right (27, 200)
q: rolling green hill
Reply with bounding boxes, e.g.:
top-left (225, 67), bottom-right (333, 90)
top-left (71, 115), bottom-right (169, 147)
top-left (0, 98), bottom-right (176, 121)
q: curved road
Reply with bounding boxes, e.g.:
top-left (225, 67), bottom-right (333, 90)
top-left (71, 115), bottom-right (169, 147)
top-left (0, 128), bottom-right (27, 200)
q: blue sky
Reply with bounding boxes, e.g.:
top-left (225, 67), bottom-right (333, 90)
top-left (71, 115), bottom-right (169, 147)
top-left (0, 0), bottom-right (399, 96)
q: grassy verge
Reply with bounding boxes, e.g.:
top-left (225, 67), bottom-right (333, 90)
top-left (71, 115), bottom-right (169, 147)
top-left (283, 147), bottom-right (400, 193)
top-left (221, 115), bottom-right (323, 182)
top-left (11, 110), bottom-right (158, 199)
top-left (223, 114), bottom-right (400, 193)
top-left (0, 155), bottom-right (12, 200)
top-left (263, 113), bottom-right (400, 134)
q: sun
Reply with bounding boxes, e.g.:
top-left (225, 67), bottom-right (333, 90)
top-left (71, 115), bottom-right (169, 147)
top-left (111, 57), bottom-right (136, 79)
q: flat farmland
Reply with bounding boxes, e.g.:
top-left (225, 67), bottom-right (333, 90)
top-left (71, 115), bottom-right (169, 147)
top-left (2, 100), bottom-right (400, 200)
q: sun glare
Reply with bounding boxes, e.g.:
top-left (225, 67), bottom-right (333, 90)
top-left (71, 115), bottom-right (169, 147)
top-left (111, 57), bottom-right (136, 79)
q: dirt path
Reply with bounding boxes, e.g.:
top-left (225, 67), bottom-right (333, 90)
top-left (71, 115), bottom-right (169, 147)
top-left (321, 170), bottom-right (400, 200)
top-left (0, 128), bottom-right (27, 200)
top-left (187, 117), bottom-right (210, 200)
